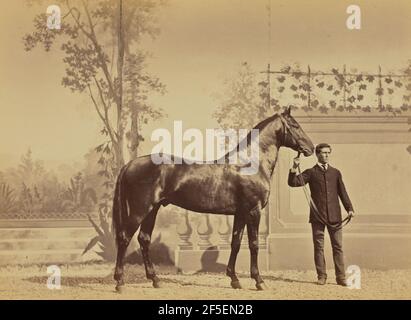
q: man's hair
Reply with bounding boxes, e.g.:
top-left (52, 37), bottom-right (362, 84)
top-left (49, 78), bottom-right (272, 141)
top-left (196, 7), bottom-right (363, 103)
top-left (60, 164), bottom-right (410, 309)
top-left (315, 143), bottom-right (332, 154)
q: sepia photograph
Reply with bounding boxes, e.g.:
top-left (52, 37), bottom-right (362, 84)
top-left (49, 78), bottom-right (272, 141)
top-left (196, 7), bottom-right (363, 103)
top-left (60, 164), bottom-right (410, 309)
top-left (0, 0), bottom-right (410, 303)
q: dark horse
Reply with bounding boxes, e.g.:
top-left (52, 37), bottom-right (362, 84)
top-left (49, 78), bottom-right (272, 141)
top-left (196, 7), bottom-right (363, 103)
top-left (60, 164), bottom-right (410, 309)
top-left (112, 107), bottom-right (314, 292)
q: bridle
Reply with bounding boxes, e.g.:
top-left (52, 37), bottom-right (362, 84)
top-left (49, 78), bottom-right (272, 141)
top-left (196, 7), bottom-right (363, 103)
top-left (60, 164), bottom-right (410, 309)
top-left (279, 114), bottom-right (305, 154)
top-left (279, 114), bottom-right (352, 230)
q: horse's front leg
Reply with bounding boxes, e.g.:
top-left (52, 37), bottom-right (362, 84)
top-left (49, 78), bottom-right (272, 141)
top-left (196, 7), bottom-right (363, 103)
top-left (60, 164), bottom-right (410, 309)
top-left (246, 207), bottom-right (268, 291)
top-left (226, 213), bottom-right (246, 289)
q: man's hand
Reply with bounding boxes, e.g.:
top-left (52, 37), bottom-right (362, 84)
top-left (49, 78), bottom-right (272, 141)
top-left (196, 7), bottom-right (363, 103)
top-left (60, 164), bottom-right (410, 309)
top-left (348, 211), bottom-right (355, 218)
top-left (292, 156), bottom-right (300, 169)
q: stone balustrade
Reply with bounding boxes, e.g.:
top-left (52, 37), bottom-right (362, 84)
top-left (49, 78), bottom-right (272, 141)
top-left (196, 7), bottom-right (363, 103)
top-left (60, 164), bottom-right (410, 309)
top-left (176, 208), bottom-right (269, 251)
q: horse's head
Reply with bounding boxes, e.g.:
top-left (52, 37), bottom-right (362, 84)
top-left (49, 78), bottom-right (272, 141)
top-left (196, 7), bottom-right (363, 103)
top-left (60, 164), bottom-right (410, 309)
top-left (279, 106), bottom-right (314, 156)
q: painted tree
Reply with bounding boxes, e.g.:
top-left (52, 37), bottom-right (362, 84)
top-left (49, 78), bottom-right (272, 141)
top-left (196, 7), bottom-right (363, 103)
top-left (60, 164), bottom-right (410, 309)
top-left (23, 1), bottom-right (167, 253)
top-left (404, 61), bottom-right (411, 155)
top-left (23, 0), bottom-right (167, 174)
top-left (212, 62), bottom-right (267, 130)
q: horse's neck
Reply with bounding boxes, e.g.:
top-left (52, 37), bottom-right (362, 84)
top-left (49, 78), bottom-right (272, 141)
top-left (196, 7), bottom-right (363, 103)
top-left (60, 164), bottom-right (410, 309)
top-left (222, 116), bottom-right (283, 179)
top-left (257, 119), bottom-right (282, 178)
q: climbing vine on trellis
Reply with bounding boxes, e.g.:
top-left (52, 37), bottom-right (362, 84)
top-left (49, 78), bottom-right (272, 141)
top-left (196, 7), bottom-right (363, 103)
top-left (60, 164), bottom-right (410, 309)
top-left (258, 63), bottom-right (411, 115)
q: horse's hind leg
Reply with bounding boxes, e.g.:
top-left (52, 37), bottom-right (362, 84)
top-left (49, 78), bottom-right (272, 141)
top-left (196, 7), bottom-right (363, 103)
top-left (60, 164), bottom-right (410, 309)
top-left (246, 207), bottom-right (267, 291)
top-left (114, 217), bottom-right (140, 293)
top-left (138, 203), bottom-right (161, 288)
top-left (226, 213), bottom-right (246, 289)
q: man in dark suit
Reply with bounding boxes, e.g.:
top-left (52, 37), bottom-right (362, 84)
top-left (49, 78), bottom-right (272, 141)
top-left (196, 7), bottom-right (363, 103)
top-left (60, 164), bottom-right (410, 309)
top-left (288, 143), bottom-right (354, 286)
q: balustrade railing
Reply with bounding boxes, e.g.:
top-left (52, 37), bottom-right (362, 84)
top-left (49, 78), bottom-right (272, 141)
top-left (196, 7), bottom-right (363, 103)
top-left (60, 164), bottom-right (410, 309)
top-left (176, 209), bottom-right (269, 251)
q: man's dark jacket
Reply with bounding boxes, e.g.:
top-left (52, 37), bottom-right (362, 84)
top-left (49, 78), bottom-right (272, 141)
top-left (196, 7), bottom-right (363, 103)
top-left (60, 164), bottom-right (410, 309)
top-left (288, 165), bottom-right (354, 223)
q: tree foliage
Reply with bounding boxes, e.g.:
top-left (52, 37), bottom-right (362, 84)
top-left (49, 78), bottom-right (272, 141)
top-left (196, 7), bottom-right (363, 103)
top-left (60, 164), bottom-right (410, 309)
top-left (0, 148), bottom-right (97, 217)
top-left (213, 62), bottom-right (267, 130)
top-left (23, 0), bottom-right (167, 171)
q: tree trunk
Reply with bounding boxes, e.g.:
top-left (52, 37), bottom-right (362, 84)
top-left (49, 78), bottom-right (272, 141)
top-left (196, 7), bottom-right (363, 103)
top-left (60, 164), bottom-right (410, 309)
top-left (115, 0), bottom-right (126, 171)
top-left (129, 107), bottom-right (139, 159)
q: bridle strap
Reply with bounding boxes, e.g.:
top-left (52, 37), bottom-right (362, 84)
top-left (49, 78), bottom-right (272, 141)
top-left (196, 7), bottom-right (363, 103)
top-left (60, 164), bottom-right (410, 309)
top-left (279, 114), bottom-right (299, 146)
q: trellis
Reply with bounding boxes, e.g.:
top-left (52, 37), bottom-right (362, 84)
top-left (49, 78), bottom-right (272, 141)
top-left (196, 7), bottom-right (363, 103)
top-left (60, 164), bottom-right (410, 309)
top-left (260, 64), bottom-right (411, 114)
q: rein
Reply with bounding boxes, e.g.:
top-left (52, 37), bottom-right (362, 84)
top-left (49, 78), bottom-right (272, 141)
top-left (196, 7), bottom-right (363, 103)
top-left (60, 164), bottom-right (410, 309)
top-left (279, 114), bottom-right (351, 229)
top-left (295, 152), bottom-right (352, 230)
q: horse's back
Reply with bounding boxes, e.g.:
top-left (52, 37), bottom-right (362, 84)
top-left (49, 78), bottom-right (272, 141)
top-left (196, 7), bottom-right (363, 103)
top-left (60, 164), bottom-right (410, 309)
top-left (124, 155), bottom-right (161, 182)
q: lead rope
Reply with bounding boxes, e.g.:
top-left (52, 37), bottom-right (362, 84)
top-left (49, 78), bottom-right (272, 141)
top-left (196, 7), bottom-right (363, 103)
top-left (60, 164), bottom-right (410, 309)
top-left (295, 152), bottom-right (352, 230)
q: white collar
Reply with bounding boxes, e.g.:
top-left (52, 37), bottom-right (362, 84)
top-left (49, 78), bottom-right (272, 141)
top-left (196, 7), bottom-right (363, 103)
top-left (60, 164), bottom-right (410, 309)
top-left (317, 163), bottom-right (328, 170)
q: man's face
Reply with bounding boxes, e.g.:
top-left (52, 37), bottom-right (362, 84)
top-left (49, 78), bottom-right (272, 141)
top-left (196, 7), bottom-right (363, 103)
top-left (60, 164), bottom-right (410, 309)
top-left (316, 147), bottom-right (331, 164)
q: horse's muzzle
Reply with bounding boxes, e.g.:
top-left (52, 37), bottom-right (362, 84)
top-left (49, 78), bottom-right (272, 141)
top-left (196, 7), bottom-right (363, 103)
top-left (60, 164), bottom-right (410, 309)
top-left (300, 148), bottom-right (314, 157)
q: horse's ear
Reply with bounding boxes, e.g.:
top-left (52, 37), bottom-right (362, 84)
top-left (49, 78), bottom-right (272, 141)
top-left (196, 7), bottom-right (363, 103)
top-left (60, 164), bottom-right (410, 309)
top-left (283, 106), bottom-right (291, 116)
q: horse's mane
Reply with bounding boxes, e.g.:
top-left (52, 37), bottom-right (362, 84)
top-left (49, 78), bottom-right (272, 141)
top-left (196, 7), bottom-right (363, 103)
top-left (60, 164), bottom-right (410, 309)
top-left (223, 114), bottom-right (280, 159)
top-left (252, 114), bottom-right (278, 131)
top-left (243, 113), bottom-right (280, 146)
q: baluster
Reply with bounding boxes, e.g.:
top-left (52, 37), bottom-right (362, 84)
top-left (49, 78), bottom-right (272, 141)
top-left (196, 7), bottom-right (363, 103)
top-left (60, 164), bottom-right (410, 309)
top-left (259, 208), bottom-right (269, 248)
top-left (177, 210), bottom-right (193, 249)
top-left (197, 214), bottom-right (213, 249)
top-left (241, 231), bottom-right (249, 248)
top-left (218, 215), bottom-right (232, 250)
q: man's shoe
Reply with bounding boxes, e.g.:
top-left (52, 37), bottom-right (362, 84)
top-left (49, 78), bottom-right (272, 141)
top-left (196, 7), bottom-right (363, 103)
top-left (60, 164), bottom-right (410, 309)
top-left (336, 278), bottom-right (347, 286)
top-left (317, 278), bottom-right (326, 285)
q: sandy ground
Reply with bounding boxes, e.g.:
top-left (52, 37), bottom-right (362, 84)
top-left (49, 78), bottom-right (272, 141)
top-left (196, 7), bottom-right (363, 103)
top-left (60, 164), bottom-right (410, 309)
top-left (0, 262), bottom-right (410, 300)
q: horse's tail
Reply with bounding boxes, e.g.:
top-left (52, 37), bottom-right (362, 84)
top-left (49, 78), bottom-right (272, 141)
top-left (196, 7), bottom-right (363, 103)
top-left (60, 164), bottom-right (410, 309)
top-left (112, 163), bottom-right (129, 246)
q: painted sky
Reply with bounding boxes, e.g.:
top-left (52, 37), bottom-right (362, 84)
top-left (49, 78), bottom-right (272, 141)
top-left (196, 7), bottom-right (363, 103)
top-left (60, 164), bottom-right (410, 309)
top-left (0, 0), bottom-right (410, 169)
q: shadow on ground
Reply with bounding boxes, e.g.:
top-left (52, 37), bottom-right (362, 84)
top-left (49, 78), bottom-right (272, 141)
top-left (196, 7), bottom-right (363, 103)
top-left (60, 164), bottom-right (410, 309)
top-left (125, 235), bottom-right (174, 266)
top-left (23, 243), bottom-right (317, 290)
top-left (24, 264), bottom-right (179, 288)
top-left (194, 246), bottom-right (227, 274)
top-left (262, 274), bottom-right (316, 285)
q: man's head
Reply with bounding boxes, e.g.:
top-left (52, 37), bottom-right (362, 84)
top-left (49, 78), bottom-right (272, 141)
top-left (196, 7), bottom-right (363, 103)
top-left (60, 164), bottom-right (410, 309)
top-left (315, 143), bottom-right (332, 164)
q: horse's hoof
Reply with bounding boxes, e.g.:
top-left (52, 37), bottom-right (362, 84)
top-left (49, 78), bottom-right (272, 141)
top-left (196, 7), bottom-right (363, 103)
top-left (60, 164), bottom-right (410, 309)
top-left (152, 280), bottom-right (162, 288)
top-left (256, 282), bottom-right (268, 291)
top-left (115, 284), bottom-right (125, 293)
top-left (231, 280), bottom-right (242, 289)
